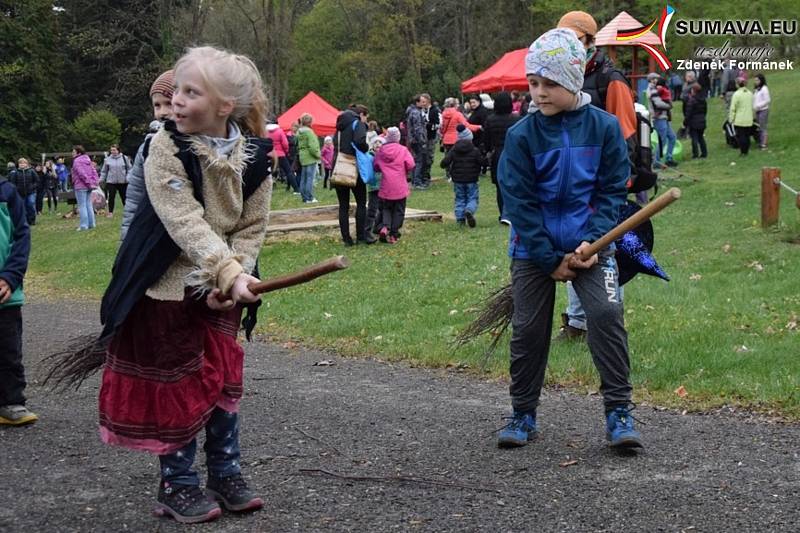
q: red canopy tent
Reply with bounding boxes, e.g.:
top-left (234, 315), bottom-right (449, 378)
top-left (460, 48), bottom-right (528, 94)
top-left (277, 91), bottom-right (340, 137)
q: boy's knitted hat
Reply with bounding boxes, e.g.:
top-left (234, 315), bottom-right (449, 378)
top-left (150, 69), bottom-right (175, 99)
top-left (525, 28), bottom-right (586, 94)
top-left (456, 124), bottom-right (473, 141)
top-left (386, 127), bottom-right (401, 143)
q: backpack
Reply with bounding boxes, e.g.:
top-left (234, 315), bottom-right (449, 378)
top-left (595, 66), bottom-right (657, 194)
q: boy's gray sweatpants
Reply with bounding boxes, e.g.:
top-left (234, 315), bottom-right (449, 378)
top-left (509, 250), bottom-right (632, 414)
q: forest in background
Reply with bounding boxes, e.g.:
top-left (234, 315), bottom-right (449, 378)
top-left (1, 0), bottom-right (797, 159)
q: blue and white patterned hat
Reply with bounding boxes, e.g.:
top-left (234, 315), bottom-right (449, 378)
top-left (525, 28), bottom-right (587, 94)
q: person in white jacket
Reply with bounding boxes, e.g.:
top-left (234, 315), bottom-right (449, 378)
top-left (753, 73), bottom-right (771, 150)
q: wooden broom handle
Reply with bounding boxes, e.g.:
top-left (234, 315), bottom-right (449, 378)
top-left (247, 255), bottom-right (350, 295)
top-left (578, 187), bottom-right (682, 260)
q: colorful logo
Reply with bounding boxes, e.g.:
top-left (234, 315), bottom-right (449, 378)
top-left (616, 5), bottom-right (676, 70)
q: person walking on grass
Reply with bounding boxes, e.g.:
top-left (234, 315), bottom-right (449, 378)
top-left (441, 124), bottom-right (482, 228)
top-left (683, 83), bottom-right (708, 159)
top-left (100, 144), bottom-right (130, 218)
top-left (753, 73), bottom-right (770, 150)
top-left (296, 113), bottom-right (321, 204)
top-left (374, 127), bottom-right (414, 243)
top-left (497, 29), bottom-right (641, 450)
top-left (8, 158), bottom-right (38, 226)
top-left (321, 136), bottom-right (334, 189)
top-left (70, 145), bottom-right (99, 231)
top-left (729, 75), bottom-right (754, 156)
top-left (43, 160), bottom-right (59, 213)
top-left (0, 169), bottom-right (37, 426)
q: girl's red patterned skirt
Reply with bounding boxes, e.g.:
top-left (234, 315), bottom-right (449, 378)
top-left (98, 293), bottom-right (244, 455)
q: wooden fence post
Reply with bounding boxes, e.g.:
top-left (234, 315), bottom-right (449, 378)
top-left (761, 167), bottom-right (781, 228)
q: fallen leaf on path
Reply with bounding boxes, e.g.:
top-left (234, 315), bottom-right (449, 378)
top-left (689, 273), bottom-right (702, 281)
top-left (560, 459), bottom-right (579, 467)
top-left (674, 385), bottom-right (688, 398)
top-left (722, 244), bottom-right (732, 253)
top-left (282, 341), bottom-right (298, 349)
top-left (313, 360), bottom-right (335, 367)
top-left (724, 201), bottom-right (735, 206)
top-left (323, 312), bottom-right (333, 319)
top-left (747, 261), bottom-right (764, 272)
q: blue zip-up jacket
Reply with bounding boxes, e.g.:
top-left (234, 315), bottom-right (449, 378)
top-left (0, 178), bottom-right (31, 308)
top-left (498, 94), bottom-right (629, 273)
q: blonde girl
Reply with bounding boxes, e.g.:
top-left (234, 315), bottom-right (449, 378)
top-left (96, 46), bottom-right (272, 524)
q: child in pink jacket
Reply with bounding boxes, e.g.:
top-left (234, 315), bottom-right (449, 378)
top-left (320, 136), bottom-right (334, 189)
top-left (373, 127), bottom-right (414, 243)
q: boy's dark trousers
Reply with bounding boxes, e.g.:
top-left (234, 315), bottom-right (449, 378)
top-left (159, 407), bottom-right (241, 486)
top-left (366, 190), bottom-right (381, 233)
top-left (509, 251), bottom-right (632, 414)
top-left (0, 306), bottom-right (27, 406)
top-left (381, 198), bottom-right (406, 237)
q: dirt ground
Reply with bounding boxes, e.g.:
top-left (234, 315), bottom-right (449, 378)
top-left (1, 300), bottom-right (798, 532)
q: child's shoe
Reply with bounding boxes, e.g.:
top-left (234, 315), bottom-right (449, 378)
top-left (605, 406), bottom-right (643, 449)
top-left (0, 404), bottom-right (38, 426)
top-left (378, 226), bottom-right (388, 243)
top-left (465, 211), bottom-right (476, 228)
top-left (206, 473), bottom-right (264, 512)
top-left (497, 411), bottom-right (537, 448)
top-left (154, 482), bottom-right (222, 524)
top-left (386, 235), bottom-right (398, 244)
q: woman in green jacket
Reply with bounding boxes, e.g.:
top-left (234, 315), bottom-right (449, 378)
top-left (296, 113), bottom-right (321, 203)
top-left (729, 76), bottom-right (754, 155)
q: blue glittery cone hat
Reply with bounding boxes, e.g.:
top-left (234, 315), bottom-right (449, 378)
top-left (615, 201), bottom-right (670, 285)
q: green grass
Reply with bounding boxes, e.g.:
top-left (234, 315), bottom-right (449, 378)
top-left (28, 71), bottom-right (800, 417)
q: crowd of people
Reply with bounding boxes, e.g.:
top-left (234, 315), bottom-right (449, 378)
top-left (0, 8), bottom-right (780, 527)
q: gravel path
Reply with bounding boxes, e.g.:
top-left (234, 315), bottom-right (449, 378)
top-left (0, 301), bottom-right (798, 532)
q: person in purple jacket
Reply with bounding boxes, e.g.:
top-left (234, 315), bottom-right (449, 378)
top-left (70, 145), bottom-right (100, 231)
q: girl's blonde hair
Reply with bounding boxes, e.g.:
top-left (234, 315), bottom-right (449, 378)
top-left (174, 46), bottom-right (267, 137)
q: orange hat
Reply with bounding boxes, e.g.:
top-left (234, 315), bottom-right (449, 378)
top-left (149, 69), bottom-right (174, 99)
top-left (557, 11), bottom-right (598, 40)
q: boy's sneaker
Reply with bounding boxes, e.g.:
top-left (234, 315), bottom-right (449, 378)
top-left (497, 411), bottom-right (537, 448)
top-left (0, 405), bottom-right (38, 426)
top-left (206, 473), bottom-right (264, 512)
top-left (154, 482), bottom-right (222, 524)
top-left (465, 211), bottom-right (476, 228)
top-left (606, 406), bottom-right (644, 449)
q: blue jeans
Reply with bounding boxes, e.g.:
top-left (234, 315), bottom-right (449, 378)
top-left (453, 182), bottom-right (479, 221)
top-left (653, 118), bottom-right (676, 164)
top-left (300, 164), bottom-right (317, 202)
top-left (159, 408), bottom-right (241, 486)
top-left (23, 193), bottom-right (36, 225)
top-left (74, 189), bottom-right (96, 229)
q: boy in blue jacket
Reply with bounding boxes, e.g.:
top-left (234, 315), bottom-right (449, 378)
top-left (497, 29), bottom-right (641, 449)
top-left (0, 173), bottom-right (37, 425)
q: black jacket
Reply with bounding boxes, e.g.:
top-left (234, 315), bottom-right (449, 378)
top-left (441, 139), bottom-right (483, 183)
top-left (335, 109), bottom-right (368, 156)
top-left (8, 168), bottom-right (38, 196)
top-left (467, 103), bottom-right (489, 149)
top-left (583, 50), bottom-right (629, 111)
top-left (683, 93), bottom-right (707, 130)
